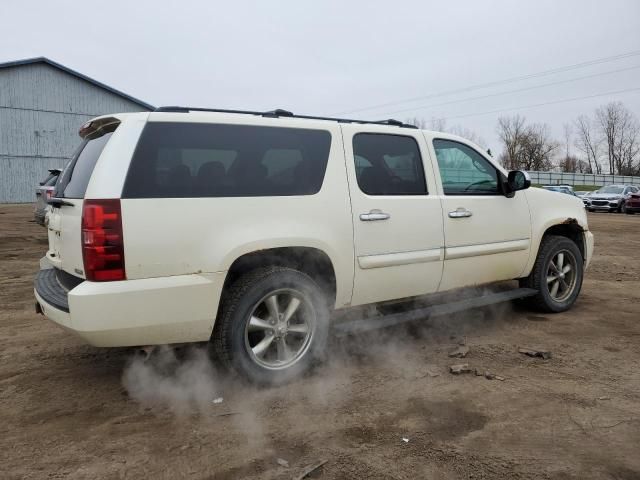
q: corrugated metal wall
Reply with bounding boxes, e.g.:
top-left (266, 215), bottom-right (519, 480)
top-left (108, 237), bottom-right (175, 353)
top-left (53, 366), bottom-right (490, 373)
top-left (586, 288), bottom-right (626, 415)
top-left (0, 63), bottom-right (149, 203)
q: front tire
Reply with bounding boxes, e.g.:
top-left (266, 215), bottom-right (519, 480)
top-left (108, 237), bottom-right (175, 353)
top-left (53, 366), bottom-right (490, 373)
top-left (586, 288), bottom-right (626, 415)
top-left (212, 267), bottom-right (329, 385)
top-left (520, 235), bottom-right (584, 313)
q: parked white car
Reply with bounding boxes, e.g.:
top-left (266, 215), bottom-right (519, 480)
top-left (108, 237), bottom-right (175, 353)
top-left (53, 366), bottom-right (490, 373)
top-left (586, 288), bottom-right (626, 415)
top-left (35, 108), bottom-right (594, 384)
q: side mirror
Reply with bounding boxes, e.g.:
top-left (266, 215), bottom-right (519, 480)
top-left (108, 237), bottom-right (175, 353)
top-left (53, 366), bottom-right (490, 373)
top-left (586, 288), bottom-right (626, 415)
top-left (507, 170), bottom-right (531, 193)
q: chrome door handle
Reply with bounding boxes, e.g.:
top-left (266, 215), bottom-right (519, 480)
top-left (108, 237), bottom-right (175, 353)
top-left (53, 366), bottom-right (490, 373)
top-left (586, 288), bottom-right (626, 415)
top-left (360, 209), bottom-right (390, 221)
top-left (448, 208), bottom-right (473, 218)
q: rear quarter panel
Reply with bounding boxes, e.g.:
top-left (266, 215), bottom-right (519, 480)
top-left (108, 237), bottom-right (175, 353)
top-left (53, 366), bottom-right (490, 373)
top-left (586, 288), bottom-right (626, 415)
top-left (120, 117), bottom-right (355, 308)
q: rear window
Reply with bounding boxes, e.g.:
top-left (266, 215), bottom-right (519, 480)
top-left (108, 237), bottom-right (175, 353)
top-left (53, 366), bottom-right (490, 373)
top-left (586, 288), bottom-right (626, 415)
top-left (122, 122), bottom-right (332, 198)
top-left (43, 174), bottom-right (59, 187)
top-left (55, 125), bottom-right (116, 199)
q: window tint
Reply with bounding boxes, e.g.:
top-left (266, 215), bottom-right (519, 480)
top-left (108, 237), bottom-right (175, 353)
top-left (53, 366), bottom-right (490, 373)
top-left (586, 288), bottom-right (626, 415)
top-left (56, 130), bottom-right (114, 198)
top-left (123, 123), bottom-right (331, 198)
top-left (352, 134), bottom-right (427, 195)
top-left (432, 139), bottom-right (499, 195)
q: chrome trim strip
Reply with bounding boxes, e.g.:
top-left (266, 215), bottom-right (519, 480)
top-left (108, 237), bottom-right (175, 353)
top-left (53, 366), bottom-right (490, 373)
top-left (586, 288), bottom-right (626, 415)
top-left (358, 248), bottom-right (443, 269)
top-left (445, 239), bottom-right (530, 260)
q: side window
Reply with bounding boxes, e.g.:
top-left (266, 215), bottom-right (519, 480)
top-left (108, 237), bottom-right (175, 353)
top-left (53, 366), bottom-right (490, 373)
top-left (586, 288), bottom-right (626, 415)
top-left (432, 139), bottom-right (499, 195)
top-left (123, 123), bottom-right (331, 198)
top-left (352, 133), bottom-right (427, 195)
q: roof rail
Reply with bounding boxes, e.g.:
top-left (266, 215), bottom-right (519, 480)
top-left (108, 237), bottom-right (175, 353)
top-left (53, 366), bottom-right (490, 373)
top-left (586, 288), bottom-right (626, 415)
top-left (153, 106), bottom-right (418, 129)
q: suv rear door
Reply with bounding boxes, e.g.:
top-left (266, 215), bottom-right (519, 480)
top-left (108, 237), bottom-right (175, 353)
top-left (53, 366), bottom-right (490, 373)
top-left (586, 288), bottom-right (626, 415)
top-left (47, 122), bottom-right (117, 278)
top-left (341, 124), bottom-right (444, 306)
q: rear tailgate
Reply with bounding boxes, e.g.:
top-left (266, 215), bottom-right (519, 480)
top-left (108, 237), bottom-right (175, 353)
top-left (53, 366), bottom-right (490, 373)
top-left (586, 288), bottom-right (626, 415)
top-left (48, 120), bottom-right (119, 278)
top-left (47, 199), bottom-right (84, 274)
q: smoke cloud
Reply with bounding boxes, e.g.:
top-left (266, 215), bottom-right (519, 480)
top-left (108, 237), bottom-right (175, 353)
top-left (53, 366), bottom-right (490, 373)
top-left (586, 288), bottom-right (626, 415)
top-left (122, 345), bottom-right (221, 415)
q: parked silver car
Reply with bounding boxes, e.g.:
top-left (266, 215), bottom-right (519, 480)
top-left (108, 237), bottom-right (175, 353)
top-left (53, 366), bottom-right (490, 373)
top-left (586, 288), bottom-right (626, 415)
top-left (34, 169), bottom-right (61, 225)
top-left (584, 184), bottom-right (639, 213)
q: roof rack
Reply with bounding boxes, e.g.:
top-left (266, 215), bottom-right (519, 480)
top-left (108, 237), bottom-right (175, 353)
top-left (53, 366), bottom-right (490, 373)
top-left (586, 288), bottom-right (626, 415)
top-left (153, 106), bottom-right (418, 129)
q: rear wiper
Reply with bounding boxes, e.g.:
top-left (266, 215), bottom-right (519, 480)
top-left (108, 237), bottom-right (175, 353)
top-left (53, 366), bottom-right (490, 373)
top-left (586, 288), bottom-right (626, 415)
top-left (47, 198), bottom-right (75, 208)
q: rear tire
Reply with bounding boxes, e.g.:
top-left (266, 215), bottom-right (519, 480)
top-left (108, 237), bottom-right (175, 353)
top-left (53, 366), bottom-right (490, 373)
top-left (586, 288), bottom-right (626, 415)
top-left (212, 267), bottom-right (329, 385)
top-left (520, 235), bottom-right (583, 313)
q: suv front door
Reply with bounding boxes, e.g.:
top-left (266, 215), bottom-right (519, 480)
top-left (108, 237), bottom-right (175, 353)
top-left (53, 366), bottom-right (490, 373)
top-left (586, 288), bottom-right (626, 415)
top-left (341, 125), bottom-right (444, 306)
top-left (427, 136), bottom-right (531, 291)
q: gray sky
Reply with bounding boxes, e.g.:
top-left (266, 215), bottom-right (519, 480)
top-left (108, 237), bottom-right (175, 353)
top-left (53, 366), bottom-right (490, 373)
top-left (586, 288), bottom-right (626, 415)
top-left (2, 0), bottom-right (639, 154)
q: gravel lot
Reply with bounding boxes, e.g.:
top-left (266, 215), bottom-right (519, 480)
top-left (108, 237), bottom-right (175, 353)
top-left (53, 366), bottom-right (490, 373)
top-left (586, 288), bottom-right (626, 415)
top-left (1, 204), bottom-right (639, 480)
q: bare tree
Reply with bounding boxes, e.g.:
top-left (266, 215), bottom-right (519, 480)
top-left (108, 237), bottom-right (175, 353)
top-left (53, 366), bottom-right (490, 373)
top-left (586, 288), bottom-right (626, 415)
top-left (557, 124), bottom-right (577, 172)
top-left (447, 125), bottom-right (487, 149)
top-left (406, 117), bottom-right (486, 148)
top-left (520, 123), bottom-right (559, 171)
top-left (496, 115), bottom-right (527, 170)
top-left (406, 117), bottom-right (427, 129)
top-left (595, 102), bottom-right (640, 175)
top-left (563, 123), bottom-right (572, 159)
top-left (428, 117), bottom-right (447, 132)
top-left (573, 115), bottom-right (601, 174)
top-left (496, 115), bottom-right (558, 171)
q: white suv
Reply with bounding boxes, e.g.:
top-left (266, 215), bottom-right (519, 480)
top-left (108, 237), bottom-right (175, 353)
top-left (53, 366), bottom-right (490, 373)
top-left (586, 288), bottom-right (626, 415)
top-left (35, 107), bottom-right (594, 384)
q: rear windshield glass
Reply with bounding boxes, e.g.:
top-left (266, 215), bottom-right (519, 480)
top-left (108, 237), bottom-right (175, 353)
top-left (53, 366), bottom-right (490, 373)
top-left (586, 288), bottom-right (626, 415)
top-left (122, 122), bottom-right (332, 198)
top-left (56, 125), bottom-right (116, 198)
top-left (44, 174), bottom-right (59, 187)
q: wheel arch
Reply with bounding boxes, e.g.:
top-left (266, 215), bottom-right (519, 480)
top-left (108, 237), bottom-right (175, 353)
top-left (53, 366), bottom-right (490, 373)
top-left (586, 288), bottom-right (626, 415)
top-left (521, 218), bottom-right (587, 278)
top-left (221, 246), bottom-right (339, 310)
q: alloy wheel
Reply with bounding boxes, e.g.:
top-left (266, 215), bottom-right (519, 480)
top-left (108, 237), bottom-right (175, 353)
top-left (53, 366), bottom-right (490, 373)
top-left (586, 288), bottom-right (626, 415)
top-left (244, 289), bottom-right (315, 370)
top-left (546, 250), bottom-right (578, 302)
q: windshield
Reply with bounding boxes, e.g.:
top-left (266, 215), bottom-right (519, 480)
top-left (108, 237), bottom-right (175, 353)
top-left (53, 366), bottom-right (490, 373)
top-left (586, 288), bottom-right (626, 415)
top-left (599, 186), bottom-right (624, 194)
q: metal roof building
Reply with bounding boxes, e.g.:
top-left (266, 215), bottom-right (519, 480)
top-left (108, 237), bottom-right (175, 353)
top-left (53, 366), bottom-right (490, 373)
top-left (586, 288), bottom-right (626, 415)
top-left (0, 57), bottom-right (153, 203)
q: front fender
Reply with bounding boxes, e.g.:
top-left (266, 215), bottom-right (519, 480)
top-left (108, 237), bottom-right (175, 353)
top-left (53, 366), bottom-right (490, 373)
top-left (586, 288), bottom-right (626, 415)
top-left (521, 188), bottom-right (590, 277)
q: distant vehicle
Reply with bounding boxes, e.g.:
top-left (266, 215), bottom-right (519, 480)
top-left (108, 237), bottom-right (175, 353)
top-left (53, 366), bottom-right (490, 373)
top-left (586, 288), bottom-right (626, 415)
top-left (623, 189), bottom-right (640, 214)
top-left (585, 184), bottom-right (639, 213)
top-left (34, 169), bottom-right (61, 225)
top-left (575, 190), bottom-right (596, 207)
top-left (542, 185), bottom-right (579, 197)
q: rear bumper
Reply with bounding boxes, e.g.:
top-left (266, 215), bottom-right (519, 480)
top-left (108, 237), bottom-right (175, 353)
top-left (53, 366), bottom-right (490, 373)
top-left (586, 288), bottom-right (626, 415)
top-left (34, 264), bottom-right (225, 347)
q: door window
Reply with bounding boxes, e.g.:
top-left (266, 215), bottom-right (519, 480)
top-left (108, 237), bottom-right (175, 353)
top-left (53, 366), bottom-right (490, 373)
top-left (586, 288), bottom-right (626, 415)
top-left (433, 139), bottom-right (499, 195)
top-left (352, 133), bottom-right (427, 195)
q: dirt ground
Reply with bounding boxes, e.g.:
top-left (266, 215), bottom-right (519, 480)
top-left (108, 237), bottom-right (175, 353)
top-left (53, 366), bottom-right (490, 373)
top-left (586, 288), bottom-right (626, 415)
top-left (1, 204), bottom-right (639, 480)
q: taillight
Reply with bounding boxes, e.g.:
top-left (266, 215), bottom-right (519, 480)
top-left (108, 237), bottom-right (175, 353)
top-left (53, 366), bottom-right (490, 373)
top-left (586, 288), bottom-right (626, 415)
top-left (81, 199), bottom-right (126, 281)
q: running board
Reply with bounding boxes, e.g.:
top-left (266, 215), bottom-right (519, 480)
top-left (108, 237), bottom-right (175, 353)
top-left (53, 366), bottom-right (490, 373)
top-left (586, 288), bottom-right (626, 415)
top-left (333, 288), bottom-right (538, 336)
